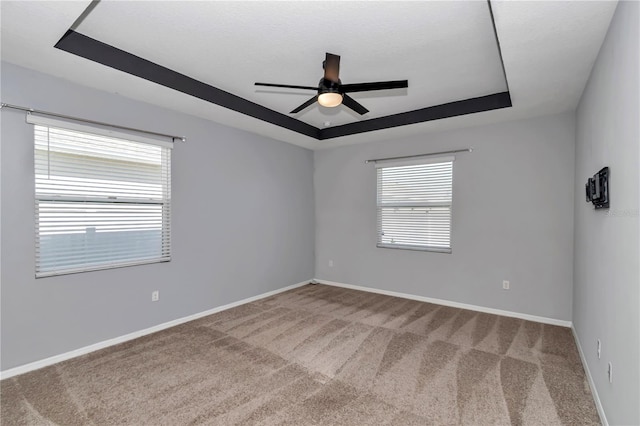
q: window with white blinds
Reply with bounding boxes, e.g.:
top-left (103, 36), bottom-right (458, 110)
top-left (32, 117), bottom-right (172, 277)
top-left (376, 156), bottom-right (453, 253)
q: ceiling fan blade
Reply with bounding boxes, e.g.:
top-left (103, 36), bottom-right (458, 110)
top-left (323, 53), bottom-right (341, 83)
top-left (341, 80), bottom-right (408, 93)
top-left (255, 82), bottom-right (317, 90)
top-left (342, 94), bottom-right (369, 115)
top-left (290, 95), bottom-right (319, 114)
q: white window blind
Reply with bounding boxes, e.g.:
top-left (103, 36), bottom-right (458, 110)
top-left (376, 156), bottom-right (453, 253)
top-left (32, 118), bottom-right (172, 277)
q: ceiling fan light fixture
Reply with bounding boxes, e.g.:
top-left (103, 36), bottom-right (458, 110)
top-left (318, 92), bottom-right (343, 108)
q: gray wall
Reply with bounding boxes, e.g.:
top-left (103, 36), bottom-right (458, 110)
top-left (0, 62), bottom-right (315, 371)
top-left (573, 1), bottom-right (640, 424)
top-left (315, 112), bottom-right (576, 321)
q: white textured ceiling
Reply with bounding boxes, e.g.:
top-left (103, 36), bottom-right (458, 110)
top-left (0, 1), bottom-right (617, 150)
top-left (74, 1), bottom-right (506, 127)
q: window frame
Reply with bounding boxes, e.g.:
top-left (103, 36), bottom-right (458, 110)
top-left (376, 156), bottom-right (454, 253)
top-left (30, 114), bottom-right (172, 278)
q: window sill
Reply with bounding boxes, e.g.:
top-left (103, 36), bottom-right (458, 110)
top-left (376, 243), bottom-right (451, 254)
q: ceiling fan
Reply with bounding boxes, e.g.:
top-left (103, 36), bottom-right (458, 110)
top-left (255, 53), bottom-right (408, 115)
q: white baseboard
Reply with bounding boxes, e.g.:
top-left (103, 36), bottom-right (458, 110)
top-left (572, 326), bottom-right (608, 426)
top-left (1, 278), bottom-right (572, 380)
top-left (315, 279), bottom-right (572, 327)
top-left (0, 280), bottom-right (311, 380)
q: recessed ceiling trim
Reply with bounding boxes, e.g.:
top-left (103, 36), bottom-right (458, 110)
top-left (487, 0), bottom-right (511, 93)
top-left (320, 92), bottom-right (511, 140)
top-left (54, 30), bottom-right (320, 139)
top-left (54, 5), bottom-right (513, 141)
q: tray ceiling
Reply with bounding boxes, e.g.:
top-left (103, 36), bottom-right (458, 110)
top-left (73, 1), bottom-right (508, 128)
top-left (0, 1), bottom-right (617, 149)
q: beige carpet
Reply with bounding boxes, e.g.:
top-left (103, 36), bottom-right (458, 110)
top-left (1, 284), bottom-right (599, 425)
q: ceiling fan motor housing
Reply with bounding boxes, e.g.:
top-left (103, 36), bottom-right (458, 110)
top-left (319, 78), bottom-right (342, 95)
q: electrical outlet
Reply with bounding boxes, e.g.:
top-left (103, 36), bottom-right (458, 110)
top-left (329, 260), bottom-right (334, 267)
top-left (597, 339), bottom-right (601, 359)
top-left (502, 280), bottom-right (510, 290)
top-left (608, 362), bottom-right (613, 383)
top-left (152, 290), bottom-right (159, 302)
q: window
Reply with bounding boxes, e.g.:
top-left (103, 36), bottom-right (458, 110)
top-left (376, 156), bottom-right (453, 253)
top-left (31, 116), bottom-right (172, 277)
